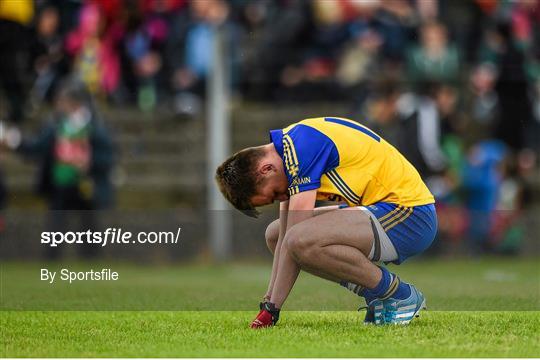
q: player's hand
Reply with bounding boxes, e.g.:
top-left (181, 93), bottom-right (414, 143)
top-left (251, 300), bottom-right (267, 328)
top-left (253, 295), bottom-right (271, 325)
top-left (250, 302), bottom-right (280, 329)
top-left (254, 294), bottom-right (271, 317)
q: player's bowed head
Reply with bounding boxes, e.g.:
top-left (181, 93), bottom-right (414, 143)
top-left (215, 144), bottom-right (289, 218)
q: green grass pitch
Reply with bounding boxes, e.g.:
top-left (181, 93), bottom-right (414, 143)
top-left (2, 258), bottom-right (539, 357)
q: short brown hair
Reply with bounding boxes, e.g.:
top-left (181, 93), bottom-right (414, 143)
top-left (215, 147), bottom-right (266, 217)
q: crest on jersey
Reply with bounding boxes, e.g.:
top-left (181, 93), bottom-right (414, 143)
top-left (288, 164), bottom-right (299, 177)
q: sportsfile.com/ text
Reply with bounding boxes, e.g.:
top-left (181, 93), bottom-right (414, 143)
top-left (40, 228), bottom-right (182, 247)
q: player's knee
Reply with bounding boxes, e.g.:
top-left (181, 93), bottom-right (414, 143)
top-left (265, 220), bottom-right (279, 255)
top-left (285, 226), bottom-right (316, 264)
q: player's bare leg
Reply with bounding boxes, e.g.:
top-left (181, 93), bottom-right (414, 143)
top-left (264, 206), bottom-right (357, 283)
top-left (269, 208), bottom-right (381, 307)
top-left (264, 205), bottom-right (345, 255)
top-left (265, 219), bottom-right (279, 255)
top-left (263, 207), bottom-right (421, 326)
top-left (265, 206), bottom-right (381, 285)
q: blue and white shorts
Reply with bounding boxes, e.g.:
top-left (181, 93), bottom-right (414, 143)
top-left (354, 202), bottom-right (438, 264)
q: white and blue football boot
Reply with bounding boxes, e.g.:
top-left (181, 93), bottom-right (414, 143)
top-left (383, 284), bottom-right (426, 325)
top-left (361, 298), bottom-right (385, 325)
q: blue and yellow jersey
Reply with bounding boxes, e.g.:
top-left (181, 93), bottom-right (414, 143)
top-left (269, 117), bottom-right (434, 207)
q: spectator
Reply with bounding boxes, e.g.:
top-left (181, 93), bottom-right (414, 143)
top-left (362, 78), bottom-right (449, 187)
top-left (0, 0), bottom-right (34, 123)
top-left (123, 9), bottom-right (162, 111)
top-left (65, 2), bottom-right (122, 97)
top-left (362, 77), bottom-right (402, 146)
top-left (31, 5), bottom-right (68, 103)
top-left (491, 22), bottom-right (534, 151)
top-left (395, 88), bottom-right (448, 179)
top-left (171, 0), bottom-right (233, 116)
top-left (373, 0), bottom-right (416, 62)
top-left (2, 78), bottom-right (115, 257)
top-left (336, 28), bottom-right (383, 103)
top-left (244, 0), bottom-right (311, 100)
top-left (407, 21), bottom-right (460, 88)
top-left (468, 63), bottom-right (499, 127)
top-left (462, 140), bottom-right (507, 255)
top-left (123, 0), bottom-right (185, 111)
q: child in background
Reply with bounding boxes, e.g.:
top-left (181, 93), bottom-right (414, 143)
top-left (1, 78), bottom-right (115, 259)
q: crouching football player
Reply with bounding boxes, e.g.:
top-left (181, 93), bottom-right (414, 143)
top-left (215, 117), bottom-right (437, 327)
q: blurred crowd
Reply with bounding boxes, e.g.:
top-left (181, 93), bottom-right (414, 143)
top-left (0, 0), bottom-right (539, 256)
top-left (0, 0), bottom-right (537, 116)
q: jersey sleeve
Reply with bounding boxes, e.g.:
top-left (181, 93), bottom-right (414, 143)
top-left (282, 124), bottom-right (339, 196)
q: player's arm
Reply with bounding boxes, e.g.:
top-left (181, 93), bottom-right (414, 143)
top-left (264, 199), bottom-right (341, 301)
top-left (266, 189), bottom-right (317, 308)
top-left (252, 124), bottom-right (338, 327)
top-left (286, 189), bottom-right (317, 230)
top-left (264, 199), bottom-right (288, 301)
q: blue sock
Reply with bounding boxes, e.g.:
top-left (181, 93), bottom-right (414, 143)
top-left (363, 292), bottom-right (376, 305)
top-left (361, 266), bottom-right (392, 300)
top-left (392, 281), bottom-right (411, 300)
top-left (361, 266), bottom-right (411, 301)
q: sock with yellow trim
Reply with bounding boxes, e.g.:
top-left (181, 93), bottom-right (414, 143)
top-left (361, 266), bottom-right (411, 301)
